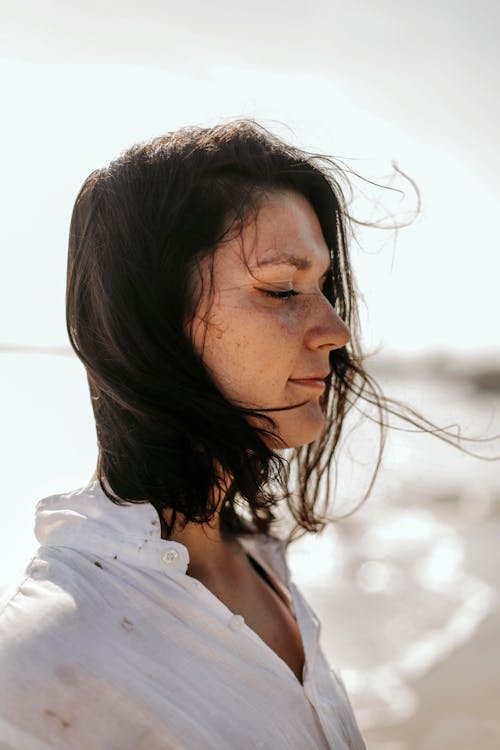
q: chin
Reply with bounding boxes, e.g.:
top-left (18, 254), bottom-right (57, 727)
top-left (276, 410), bottom-right (326, 449)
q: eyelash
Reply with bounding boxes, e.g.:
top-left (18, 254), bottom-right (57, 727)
top-left (258, 289), bottom-right (301, 300)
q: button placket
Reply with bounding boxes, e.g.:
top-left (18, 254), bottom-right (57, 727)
top-left (228, 614), bottom-right (245, 631)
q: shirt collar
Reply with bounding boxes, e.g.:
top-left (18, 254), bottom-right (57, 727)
top-left (35, 479), bottom-right (191, 575)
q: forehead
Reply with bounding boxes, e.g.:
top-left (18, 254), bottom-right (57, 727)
top-left (218, 190), bottom-right (331, 273)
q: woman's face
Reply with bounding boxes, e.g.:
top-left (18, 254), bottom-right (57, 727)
top-left (190, 190), bottom-right (351, 448)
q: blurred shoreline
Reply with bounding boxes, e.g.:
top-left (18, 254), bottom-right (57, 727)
top-left (366, 351), bottom-right (500, 395)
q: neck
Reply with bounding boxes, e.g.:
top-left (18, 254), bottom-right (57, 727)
top-left (160, 505), bottom-right (245, 578)
top-left (91, 467), bottom-right (242, 578)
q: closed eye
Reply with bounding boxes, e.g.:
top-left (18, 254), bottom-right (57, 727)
top-left (258, 288), bottom-right (301, 300)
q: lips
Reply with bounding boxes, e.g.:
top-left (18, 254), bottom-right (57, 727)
top-left (289, 374), bottom-right (328, 389)
top-left (289, 372), bottom-right (330, 381)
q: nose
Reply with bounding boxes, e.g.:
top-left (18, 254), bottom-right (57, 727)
top-left (305, 296), bottom-right (351, 352)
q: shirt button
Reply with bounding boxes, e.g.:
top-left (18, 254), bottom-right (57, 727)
top-left (161, 548), bottom-right (180, 565)
top-left (228, 614), bottom-right (245, 631)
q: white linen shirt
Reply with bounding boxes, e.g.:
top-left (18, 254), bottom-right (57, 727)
top-left (0, 481), bottom-right (366, 750)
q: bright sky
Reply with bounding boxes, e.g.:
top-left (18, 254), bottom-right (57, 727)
top-left (1, 0), bottom-right (499, 357)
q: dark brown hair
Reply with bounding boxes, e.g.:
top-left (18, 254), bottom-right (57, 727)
top-left (66, 120), bottom-right (475, 545)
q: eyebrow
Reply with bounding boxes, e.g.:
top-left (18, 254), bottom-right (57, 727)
top-left (250, 254), bottom-right (332, 277)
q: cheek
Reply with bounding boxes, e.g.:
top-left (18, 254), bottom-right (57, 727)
top-left (204, 305), bottom-right (297, 394)
top-left (222, 305), bottom-right (297, 363)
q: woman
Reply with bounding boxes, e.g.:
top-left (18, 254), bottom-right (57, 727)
top-left (0, 120), bottom-right (380, 748)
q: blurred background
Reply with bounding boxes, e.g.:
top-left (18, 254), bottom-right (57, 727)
top-left (1, 2), bottom-right (499, 748)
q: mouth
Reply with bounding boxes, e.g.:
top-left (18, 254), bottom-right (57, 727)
top-left (288, 377), bottom-right (327, 390)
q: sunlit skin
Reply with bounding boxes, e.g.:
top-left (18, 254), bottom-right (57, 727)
top-left (190, 189), bottom-right (352, 449)
top-left (159, 190), bottom-right (351, 574)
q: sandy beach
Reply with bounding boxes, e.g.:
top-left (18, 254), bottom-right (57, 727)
top-left (361, 515), bottom-right (500, 750)
top-left (289, 490), bottom-right (500, 750)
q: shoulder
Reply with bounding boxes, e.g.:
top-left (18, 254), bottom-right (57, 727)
top-left (0, 542), bottom-right (126, 684)
top-left (0, 552), bottom-right (99, 671)
top-left (0, 562), bottom-right (80, 745)
top-left (0, 551), bottom-right (149, 748)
